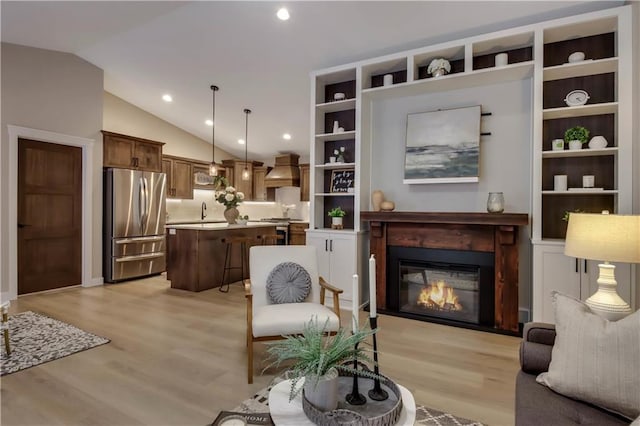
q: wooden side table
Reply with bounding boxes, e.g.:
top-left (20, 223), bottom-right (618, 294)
top-left (268, 378), bottom-right (416, 425)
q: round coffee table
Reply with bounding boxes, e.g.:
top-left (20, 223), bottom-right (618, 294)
top-left (268, 378), bottom-right (416, 425)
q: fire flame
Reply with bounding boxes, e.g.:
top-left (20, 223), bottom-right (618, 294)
top-left (417, 280), bottom-right (463, 311)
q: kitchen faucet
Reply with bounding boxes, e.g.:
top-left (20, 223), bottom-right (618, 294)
top-left (201, 202), bottom-right (207, 221)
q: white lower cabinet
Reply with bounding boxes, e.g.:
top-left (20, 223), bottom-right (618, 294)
top-left (306, 231), bottom-right (359, 305)
top-left (532, 242), bottom-right (633, 324)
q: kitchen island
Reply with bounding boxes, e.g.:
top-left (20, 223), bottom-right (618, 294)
top-left (165, 222), bottom-right (277, 292)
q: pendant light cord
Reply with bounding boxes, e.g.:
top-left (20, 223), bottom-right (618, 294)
top-left (244, 108), bottom-right (251, 167)
top-left (210, 85), bottom-right (219, 175)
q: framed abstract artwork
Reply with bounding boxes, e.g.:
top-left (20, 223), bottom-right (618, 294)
top-left (403, 105), bottom-right (481, 184)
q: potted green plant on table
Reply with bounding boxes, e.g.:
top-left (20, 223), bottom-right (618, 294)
top-left (564, 126), bottom-right (590, 150)
top-left (328, 207), bottom-right (346, 229)
top-left (264, 318), bottom-right (379, 412)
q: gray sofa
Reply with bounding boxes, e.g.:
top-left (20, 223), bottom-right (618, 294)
top-left (516, 322), bottom-right (631, 425)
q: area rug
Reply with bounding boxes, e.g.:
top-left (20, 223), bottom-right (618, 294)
top-left (0, 311), bottom-right (110, 376)
top-left (232, 376), bottom-right (485, 425)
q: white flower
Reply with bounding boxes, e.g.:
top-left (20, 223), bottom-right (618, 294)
top-left (334, 149), bottom-right (339, 155)
top-left (237, 192), bottom-right (245, 200)
top-left (225, 193), bottom-right (235, 202)
top-left (226, 186), bottom-right (236, 193)
top-left (340, 147), bottom-right (345, 152)
top-left (427, 58), bottom-right (451, 74)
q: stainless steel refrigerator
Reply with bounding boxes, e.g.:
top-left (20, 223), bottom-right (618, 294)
top-left (104, 168), bottom-right (166, 282)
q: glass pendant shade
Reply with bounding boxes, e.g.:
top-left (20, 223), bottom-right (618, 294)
top-left (209, 85), bottom-right (219, 176)
top-left (241, 108), bottom-right (251, 181)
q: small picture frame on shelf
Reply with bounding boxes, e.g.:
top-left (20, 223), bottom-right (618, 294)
top-left (330, 169), bottom-right (355, 193)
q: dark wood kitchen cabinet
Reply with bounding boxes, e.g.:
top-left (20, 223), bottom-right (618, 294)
top-left (162, 155), bottom-right (193, 199)
top-left (102, 131), bottom-right (164, 172)
top-left (289, 222), bottom-right (309, 245)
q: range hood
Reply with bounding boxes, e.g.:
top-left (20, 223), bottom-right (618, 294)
top-left (265, 153), bottom-right (300, 188)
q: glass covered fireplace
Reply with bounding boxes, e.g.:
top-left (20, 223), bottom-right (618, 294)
top-left (388, 247), bottom-right (495, 329)
top-left (399, 262), bottom-right (480, 324)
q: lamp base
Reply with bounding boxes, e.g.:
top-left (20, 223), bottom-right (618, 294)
top-left (585, 262), bottom-right (632, 321)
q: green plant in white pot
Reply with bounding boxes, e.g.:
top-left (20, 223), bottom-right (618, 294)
top-left (264, 317), bottom-right (380, 412)
top-left (564, 126), bottom-right (589, 150)
top-left (328, 207), bottom-right (346, 229)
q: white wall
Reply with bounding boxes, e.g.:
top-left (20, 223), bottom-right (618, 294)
top-left (103, 92), bottom-right (235, 162)
top-left (1, 43), bottom-right (104, 294)
top-left (369, 79), bottom-right (533, 312)
top-left (632, 0), bottom-right (640, 308)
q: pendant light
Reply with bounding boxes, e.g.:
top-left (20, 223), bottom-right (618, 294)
top-left (209, 85), bottom-right (219, 176)
top-left (241, 108), bottom-right (251, 181)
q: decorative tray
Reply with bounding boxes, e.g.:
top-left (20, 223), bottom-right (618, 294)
top-left (301, 370), bottom-right (403, 426)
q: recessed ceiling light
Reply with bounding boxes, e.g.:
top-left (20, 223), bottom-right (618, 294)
top-left (162, 94), bottom-right (173, 103)
top-left (238, 139), bottom-right (245, 145)
top-left (276, 7), bottom-right (290, 21)
top-left (283, 133), bottom-right (292, 140)
top-left (205, 119), bottom-right (213, 126)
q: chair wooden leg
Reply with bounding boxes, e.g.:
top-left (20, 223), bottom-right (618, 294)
top-left (247, 338), bottom-right (254, 384)
top-left (2, 311), bottom-right (10, 356)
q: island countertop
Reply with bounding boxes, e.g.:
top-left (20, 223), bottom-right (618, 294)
top-left (166, 222), bottom-right (278, 231)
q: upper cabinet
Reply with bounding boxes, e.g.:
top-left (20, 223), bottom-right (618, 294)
top-left (253, 166), bottom-right (274, 201)
top-left (222, 159), bottom-right (264, 201)
top-left (102, 131), bottom-right (164, 172)
top-left (162, 155), bottom-right (193, 199)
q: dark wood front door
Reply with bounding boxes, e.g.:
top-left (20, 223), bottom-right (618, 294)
top-left (18, 139), bottom-right (82, 294)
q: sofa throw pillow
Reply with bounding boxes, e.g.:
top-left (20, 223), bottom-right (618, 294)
top-left (536, 291), bottom-right (640, 420)
top-left (266, 262), bottom-right (312, 304)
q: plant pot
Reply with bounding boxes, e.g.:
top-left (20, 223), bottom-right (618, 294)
top-left (224, 207), bottom-right (239, 224)
top-left (568, 140), bottom-right (583, 150)
top-left (331, 217), bottom-right (343, 229)
top-left (551, 139), bottom-right (565, 151)
top-left (432, 68), bottom-right (448, 78)
top-left (303, 367), bottom-right (339, 412)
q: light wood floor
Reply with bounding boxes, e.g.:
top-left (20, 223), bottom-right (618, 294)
top-left (0, 275), bottom-right (521, 426)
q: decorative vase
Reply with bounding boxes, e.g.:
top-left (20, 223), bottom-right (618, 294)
top-left (303, 368), bottom-right (339, 412)
top-left (380, 201), bottom-right (395, 211)
top-left (224, 207), bottom-right (239, 224)
top-left (487, 192), bottom-right (505, 213)
top-left (551, 139), bottom-right (565, 151)
top-left (432, 68), bottom-right (448, 78)
top-left (331, 217), bottom-right (343, 229)
top-left (336, 153), bottom-right (345, 163)
top-left (371, 190), bottom-right (385, 211)
top-left (568, 140), bottom-right (583, 150)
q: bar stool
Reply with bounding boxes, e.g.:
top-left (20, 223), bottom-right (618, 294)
top-left (219, 236), bottom-right (252, 293)
top-left (257, 233), bottom-right (285, 245)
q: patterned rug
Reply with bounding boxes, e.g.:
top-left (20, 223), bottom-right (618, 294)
top-left (0, 311), bottom-right (110, 376)
top-left (232, 376), bottom-right (484, 425)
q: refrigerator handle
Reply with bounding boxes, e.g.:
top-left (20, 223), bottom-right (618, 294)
top-left (142, 177), bottom-right (150, 231)
top-left (138, 176), bottom-right (145, 234)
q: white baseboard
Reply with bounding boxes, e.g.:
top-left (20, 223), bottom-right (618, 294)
top-left (84, 277), bottom-right (104, 287)
top-left (1, 291), bottom-right (11, 303)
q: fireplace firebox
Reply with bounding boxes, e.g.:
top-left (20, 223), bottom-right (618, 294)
top-left (388, 247), bottom-right (495, 329)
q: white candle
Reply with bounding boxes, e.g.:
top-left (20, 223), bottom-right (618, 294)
top-left (352, 274), bottom-right (359, 333)
top-left (369, 254), bottom-right (377, 318)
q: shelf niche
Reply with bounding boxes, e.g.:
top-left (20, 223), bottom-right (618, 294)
top-left (543, 32), bottom-right (615, 67)
top-left (321, 196), bottom-right (354, 230)
top-left (542, 194), bottom-right (615, 239)
top-left (543, 73), bottom-right (615, 109)
top-left (324, 110), bottom-right (356, 133)
top-left (542, 114), bottom-right (615, 151)
top-left (323, 79), bottom-right (356, 104)
top-left (473, 46), bottom-right (533, 70)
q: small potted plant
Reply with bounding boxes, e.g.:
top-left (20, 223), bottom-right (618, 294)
top-left (564, 126), bottom-right (589, 150)
top-left (427, 58), bottom-right (451, 78)
top-left (328, 206), bottom-right (346, 229)
top-left (263, 318), bottom-right (380, 411)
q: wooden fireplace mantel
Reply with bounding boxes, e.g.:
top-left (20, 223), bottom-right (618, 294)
top-left (361, 211), bottom-right (528, 333)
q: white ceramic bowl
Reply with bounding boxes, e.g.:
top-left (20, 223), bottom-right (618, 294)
top-left (568, 51), bottom-right (585, 63)
top-left (588, 135), bottom-right (608, 150)
top-left (333, 92), bottom-right (345, 101)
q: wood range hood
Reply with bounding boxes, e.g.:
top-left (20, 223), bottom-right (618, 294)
top-left (264, 153), bottom-right (300, 188)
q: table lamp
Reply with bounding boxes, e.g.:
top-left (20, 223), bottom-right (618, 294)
top-left (564, 212), bottom-right (640, 321)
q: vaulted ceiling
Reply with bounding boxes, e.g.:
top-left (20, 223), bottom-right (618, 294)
top-left (1, 1), bottom-right (622, 163)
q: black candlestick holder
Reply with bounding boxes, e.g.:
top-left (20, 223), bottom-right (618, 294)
top-left (345, 341), bottom-right (366, 405)
top-left (368, 316), bottom-right (389, 401)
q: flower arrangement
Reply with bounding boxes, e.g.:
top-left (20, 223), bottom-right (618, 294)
top-left (215, 186), bottom-right (244, 209)
top-left (327, 206), bottom-right (346, 218)
top-left (564, 126), bottom-right (590, 144)
top-left (333, 146), bottom-right (345, 163)
top-left (427, 58), bottom-right (451, 75)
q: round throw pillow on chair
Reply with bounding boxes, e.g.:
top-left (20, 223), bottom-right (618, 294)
top-left (266, 262), bottom-right (312, 304)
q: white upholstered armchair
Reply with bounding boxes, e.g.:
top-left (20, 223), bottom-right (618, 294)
top-left (245, 245), bottom-right (343, 384)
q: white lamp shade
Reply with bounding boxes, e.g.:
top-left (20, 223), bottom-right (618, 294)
top-left (565, 213), bottom-right (640, 263)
